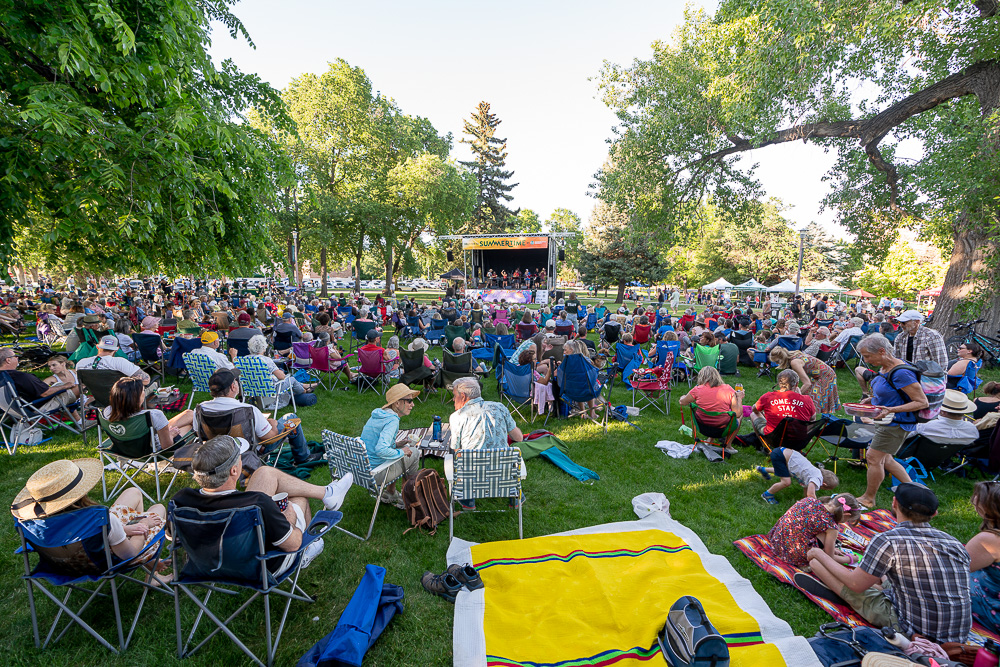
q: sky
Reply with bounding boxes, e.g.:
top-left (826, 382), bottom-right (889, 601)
top-left (207, 0), bottom-right (842, 237)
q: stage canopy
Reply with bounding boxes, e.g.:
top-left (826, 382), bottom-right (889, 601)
top-left (845, 288), bottom-right (876, 298)
top-left (440, 268), bottom-right (466, 281)
top-left (766, 279), bottom-right (798, 293)
top-left (702, 277), bottom-right (734, 290)
top-left (733, 278), bottom-right (767, 291)
top-left (805, 279), bottom-right (846, 293)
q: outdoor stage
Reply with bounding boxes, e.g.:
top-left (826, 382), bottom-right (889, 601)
top-left (470, 289), bottom-right (534, 304)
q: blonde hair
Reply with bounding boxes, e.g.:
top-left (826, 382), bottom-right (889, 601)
top-left (696, 366), bottom-right (723, 388)
top-left (769, 346), bottom-right (793, 369)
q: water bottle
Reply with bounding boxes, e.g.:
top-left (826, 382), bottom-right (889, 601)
top-left (432, 415), bottom-right (442, 442)
top-left (975, 639), bottom-right (1000, 667)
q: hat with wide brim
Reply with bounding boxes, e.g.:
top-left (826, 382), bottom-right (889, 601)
top-left (382, 384), bottom-right (420, 409)
top-left (941, 388), bottom-right (976, 413)
top-left (861, 654), bottom-right (919, 667)
top-left (11, 458), bottom-right (103, 520)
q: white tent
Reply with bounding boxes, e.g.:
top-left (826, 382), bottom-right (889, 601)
top-left (766, 279), bottom-right (798, 293)
top-left (733, 278), bottom-right (767, 291)
top-left (702, 277), bottom-right (735, 290)
top-left (804, 279), bottom-right (846, 293)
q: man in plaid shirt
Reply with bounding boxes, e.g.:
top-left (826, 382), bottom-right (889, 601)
top-left (893, 310), bottom-right (948, 368)
top-left (799, 483), bottom-right (971, 643)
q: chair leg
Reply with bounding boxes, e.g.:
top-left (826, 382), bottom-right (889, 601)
top-left (449, 487), bottom-right (455, 542)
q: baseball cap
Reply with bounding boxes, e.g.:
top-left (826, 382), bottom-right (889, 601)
top-left (96, 335), bottom-right (119, 351)
top-left (365, 329), bottom-right (380, 341)
top-left (896, 309), bottom-right (924, 323)
top-left (545, 321), bottom-right (556, 329)
top-left (201, 331), bottom-right (219, 344)
top-left (208, 368), bottom-right (240, 394)
top-left (282, 311), bottom-right (293, 319)
top-left (237, 312), bottom-right (252, 325)
top-left (894, 482), bottom-right (938, 516)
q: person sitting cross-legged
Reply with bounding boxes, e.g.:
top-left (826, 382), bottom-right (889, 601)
top-left (801, 483), bottom-right (971, 644)
top-left (171, 435), bottom-right (353, 571)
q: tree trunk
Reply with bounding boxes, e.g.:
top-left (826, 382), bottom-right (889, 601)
top-left (320, 246), bottom-right (329, 298)
top-left (354, 253), bottom-right (363, 293)
top-left (616, 279), bottom-right (626, 304)
top-left (927, 226), bottom-right (1000, 336)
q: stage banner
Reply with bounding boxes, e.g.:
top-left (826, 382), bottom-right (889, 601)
top-left (534, 289), bottom-right (549, 305)
top-left (472, 289), bottom-right (532, 304)
top-left (462, 236), bottom-right (549, 250)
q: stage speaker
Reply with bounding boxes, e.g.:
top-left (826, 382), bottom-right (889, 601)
top-left (558, 248), bottom-right (565, 261)
top-left (446, 250), bottom-right (454, 262)
top-left (554, 289), bottom-right (565, 302)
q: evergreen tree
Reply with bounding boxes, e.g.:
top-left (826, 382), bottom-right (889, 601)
top-left (460, 101), bottom-right (519, 232)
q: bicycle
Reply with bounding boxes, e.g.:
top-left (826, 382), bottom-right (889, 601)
top-left (946, 318), bottom-right (1000, 369)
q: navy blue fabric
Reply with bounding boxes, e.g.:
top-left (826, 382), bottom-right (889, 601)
top-left (166, 336), bottom-right (202, 373)
top-left (500, 360), bottom-right (533, 402)
top-left (557, 355), bottom-right (602, 402)
top-left (296, 564), bottom-right (404, 667)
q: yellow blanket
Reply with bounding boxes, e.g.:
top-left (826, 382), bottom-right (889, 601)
top-left (470, 529), bottom-right (786, 667)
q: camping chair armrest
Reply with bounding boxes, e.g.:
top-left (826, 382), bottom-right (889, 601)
top-left (257, 510), bottom-right (342, 562)
top-left (257, 418), bottom-right (302, 449)
top-left (28, 386), bottom-right (72, 406)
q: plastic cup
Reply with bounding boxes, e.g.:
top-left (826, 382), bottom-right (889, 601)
top-left (272, 492), bottom-right (288, 512)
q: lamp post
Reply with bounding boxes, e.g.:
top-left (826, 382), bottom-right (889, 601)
top-left (794, 226), bottom-right (808, 297)
top-left (291, 229), bottom-right (299, 290)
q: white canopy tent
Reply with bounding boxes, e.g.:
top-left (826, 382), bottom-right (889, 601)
top-left (702, 277), bottom-right (735, 290)
top-left (804, 279), bottom-right (846, 293)
top-left (766, 279), bottom-right (798, 293)
top-left (733, 278), bottom-right (767, 291)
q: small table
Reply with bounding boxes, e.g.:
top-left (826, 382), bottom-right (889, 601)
top-left (398, 425), bottom-right (452, 457)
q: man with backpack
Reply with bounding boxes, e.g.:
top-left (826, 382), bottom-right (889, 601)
top-left (854, 334), bottom-right (930, 509)
top-left (893, 309), bottom-right (947, 367)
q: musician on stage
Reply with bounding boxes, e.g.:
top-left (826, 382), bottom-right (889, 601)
top-left (524, 268), bottom-right (532, 289)
top-left (501, 270), bottom-right (508, 288)
top-left (487, 269), bottom-right (496, 288)
top-left (537, 267), bottom-right (547, 288)
top-left (512, 268), bottom-right (521, 288)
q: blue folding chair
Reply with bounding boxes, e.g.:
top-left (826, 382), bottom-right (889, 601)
top-left (424, 318), bottom-right (446, 345)
top-left (337, 306), bottom-right (355, 327)
top-left (476, 333), bottom-right (515, 369)
top-left (612, 342), bottom-right (646, 390)
top-left (957, 358), bottom-right (984, 395)
top-left (234, 355), bottom-right (294, 418)
top-left (169, 503), bottom-right (341, 667)
top-left (14, 505), bottom-right (169, 654)
top-left (839, 334), bottom-right (864, 369)
top-left (499, 359), bottom-right (534, 423)
top-left (166, 336), bottom-right (202, 376)
top-left (554, 354), bottom-right (609, 432)
top-left (586, 313), bottom-right (597, 330)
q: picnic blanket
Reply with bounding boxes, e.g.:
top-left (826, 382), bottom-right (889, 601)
top-left (449, 510), bottom-right (820, 667)
top-left (734, 509), bottom-right (1000, 645)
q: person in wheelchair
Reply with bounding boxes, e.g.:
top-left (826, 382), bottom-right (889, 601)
top-left (171, 436), bottom-right (352, 572)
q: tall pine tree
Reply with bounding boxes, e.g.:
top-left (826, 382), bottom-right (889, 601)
top-left (460, 102), bottom-right (519, 233)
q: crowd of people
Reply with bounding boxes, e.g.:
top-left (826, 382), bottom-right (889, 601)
top-left (3, 277), bottom-right (999, 655)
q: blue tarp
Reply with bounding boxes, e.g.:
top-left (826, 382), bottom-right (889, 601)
top-left (296, 564), bottom-right (404, 667)
top-left (539, 447), bottom-right (600, 482)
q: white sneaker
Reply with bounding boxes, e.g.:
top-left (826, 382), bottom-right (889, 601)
top-left (323, 472), bottom-right (354, 510)
top-left (301, 537), bottom-right (325, 569)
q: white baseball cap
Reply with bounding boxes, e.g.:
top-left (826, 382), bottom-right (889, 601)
top-left (896, 310), bottom-right (924, 323)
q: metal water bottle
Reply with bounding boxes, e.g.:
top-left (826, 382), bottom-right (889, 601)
top-left (432, 415), bottom-right (442, 442)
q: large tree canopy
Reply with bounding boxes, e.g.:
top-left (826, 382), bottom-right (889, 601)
top-left (0, 0), bottom-right (291, 277)
top-left (596, 0), bottom-right (1000, 332)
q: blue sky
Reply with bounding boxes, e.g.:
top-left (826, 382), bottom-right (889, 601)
top-left (208, 0), bottom-right (842, 236)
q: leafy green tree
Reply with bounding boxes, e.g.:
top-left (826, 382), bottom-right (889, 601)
top-left (855, 238), bottom-right (948, 299)
top-left (460, 101), bottom-right (519, 232)
top-left (546, 208), bottom-right (583, 282)
top-left (1, 0), bottom-right (291, 276)
top-left (511, 209), bottom-right (541, 233)
top-left (579, 203), bottom-right (669, 303)
top-left (596, 0), bottom-right (1000, 333)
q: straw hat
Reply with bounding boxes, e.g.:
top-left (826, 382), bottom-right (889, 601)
top-left (11, 458), bottom-right (103, 520)
top-left (861, 654), bottom-right (918, 667)
top-left (382, 384), bottom-right (420, 409)
top-left (941, 389), bottom-right (976, 414)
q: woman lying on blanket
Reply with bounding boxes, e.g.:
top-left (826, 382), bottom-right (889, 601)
top-left (968, 481), bottom-right (1000, 634)
top-left (767, 493), bottom-right (863, 567)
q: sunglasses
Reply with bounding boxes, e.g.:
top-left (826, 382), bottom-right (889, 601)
top-left (401, 398), bottom-right (414, 404)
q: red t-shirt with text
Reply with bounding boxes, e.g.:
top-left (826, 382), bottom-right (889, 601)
top-left (754, 391), bottom-right (815, 434)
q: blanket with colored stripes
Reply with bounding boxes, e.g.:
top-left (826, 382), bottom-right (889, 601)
top-left (448, 511), bottom-right (820, 667)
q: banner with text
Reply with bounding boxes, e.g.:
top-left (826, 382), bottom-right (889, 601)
top-left (462, 236), bottom-right (549, 251)
top-left (472, 289), bottom-right (533, 304)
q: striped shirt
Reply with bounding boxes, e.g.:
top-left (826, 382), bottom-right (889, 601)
top-left (861, 521), bottom-right (971, 642)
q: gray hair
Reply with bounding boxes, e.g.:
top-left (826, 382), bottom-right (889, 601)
top-left (776, 369), bottom-right (800, 389)
top-left (453, 337), bottom-right (466, 351)
top-left (850, 317), bottom-right (864, 328)
top-left (857, 333), bottom-right (893, 356)
top-left (191, 436), bottom-right (240, 489)
top-left (317, 331), bottom-right (331, 345)
top-left (453, 377), bottom-right (481, 401)
top-left (386, 335), bottom-right (399, 349)
top-left (247, 334), bottom-right (268, 355)
top-left (0, 347), bottom-right (15, 363)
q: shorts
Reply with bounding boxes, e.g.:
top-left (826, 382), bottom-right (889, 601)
top-left (770, 447), bottom-right (790, 478)
top-left (839, 582), bottom-right (900, 631)
top-left (275, 503), bottom-right (306, 576)
top-left (870, 424), bottom-right (909, 455)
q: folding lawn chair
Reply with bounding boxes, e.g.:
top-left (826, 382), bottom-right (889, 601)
top-left (424, 318), bottom-right (446, 346)
top-left (610, 341), bottom-right (646, 390)
top-left (0, 370), bottom-right (80, 454)
top-left (691, 344), bottom-right (720, 373)
top-left (895, 434), bottom-right (974, 481)
top-left (439, 349), bottom-right (479, 404)
top-left (132, 332), bottom-right (165, 383)
top-left (628, 364), bottom-right (672, 415)
top-left (182, 352), bottom-right (217, 410)
top-left (194, 404), bottom-right (294, 467)
top-left (323, 430), bottom-right (401, 541)
top-left (13, 505), bottom-right (169, 654)
top-left (234, 355), bottom-right (295, 417)
top-left (632, 323), bottom-right (652, 348)
top-left (353, 347), bottom-right (389, 395)
top-left (97, 411), bottom-right (189, 503)
top-left (499, 358), bottom-right (534, 423)
top-left (309, 344), bottom-right (354, 390)
top-left (757, 416), bottom-right (827, 454)
top-left (291, 341), bottom-right (319, 384)
top-left (169, 502), bottom-right (341, 667)
top-left (839, 335), bottom-right (866, 370)
top-left (554, 354), bottom-right (609, 432)
top-left (444, 324), bottom-right (467, 352)
top-left (815, 342), bottom-right (840, 364)
top-left (447, 447), bottom-right (524, 541)
top-left (681, 401), bottom-right (739, 460)
top-left (515, 322), bottom-right (538, 342)
top-left (813, 419), bottom-right (874, 474)
top-left (475, 333), bottom-right (514, 370)
top-left (397, 347), bottom-right (437, 401)
top-left (554, 323), bottom-right (575, 338)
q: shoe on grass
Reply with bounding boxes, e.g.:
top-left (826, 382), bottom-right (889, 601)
top-left (793, 572), bottom-right (846, 605)
top-left (421, 571), bottom-right (463, 603)
top-left (756, 466), bottom-right (771, 481)
top-left (447, 564), bottom-right (484, 591)
top-left (761, 491), bottom-right (778, 505)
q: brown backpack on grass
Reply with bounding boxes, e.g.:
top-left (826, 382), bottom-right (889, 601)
top-left (402, 469), bottom-right (451, 535)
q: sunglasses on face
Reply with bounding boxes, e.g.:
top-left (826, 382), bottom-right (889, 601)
top-left (401, 398), bottom-right (414, 404)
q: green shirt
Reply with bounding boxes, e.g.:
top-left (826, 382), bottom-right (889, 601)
top-left (564, 300), bottom-right (580, 315)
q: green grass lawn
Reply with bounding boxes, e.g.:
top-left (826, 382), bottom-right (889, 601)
top-left (0, 321), bottom-right (989, 666)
